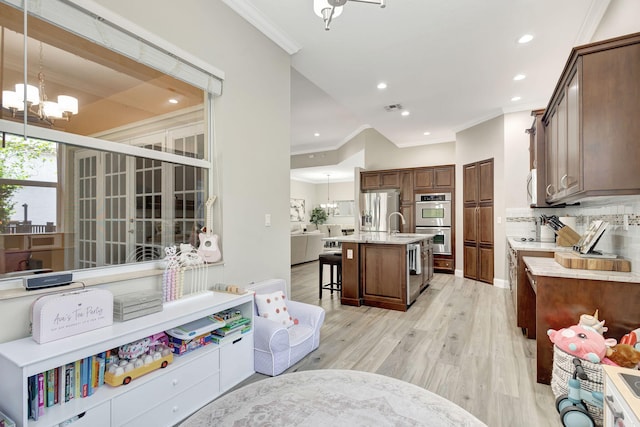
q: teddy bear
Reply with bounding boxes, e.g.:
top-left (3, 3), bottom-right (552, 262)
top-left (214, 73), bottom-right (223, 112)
top-left (605, 343), bottom-right (640, 369)
top-left (547, 324), bottom-right (616, 364)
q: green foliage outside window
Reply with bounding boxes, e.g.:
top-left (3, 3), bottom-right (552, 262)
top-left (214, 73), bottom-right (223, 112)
top-left (0, 134), bottom-right (56, 229)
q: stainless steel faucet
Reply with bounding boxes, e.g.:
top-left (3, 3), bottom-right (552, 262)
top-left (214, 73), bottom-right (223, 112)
top-left (388, 211), bottom-right (407, 234)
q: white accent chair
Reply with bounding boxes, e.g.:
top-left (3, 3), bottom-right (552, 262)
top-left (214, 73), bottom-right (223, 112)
top-left (246, 279), bottom-right (325, 376)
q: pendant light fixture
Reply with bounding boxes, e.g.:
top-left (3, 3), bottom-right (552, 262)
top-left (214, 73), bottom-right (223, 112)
top-left (313, 0), bottom-right (386, 31)
top-left (320, 174), bottom-right (337, 214)
top-left (2, 42), bottom-right (79, 124)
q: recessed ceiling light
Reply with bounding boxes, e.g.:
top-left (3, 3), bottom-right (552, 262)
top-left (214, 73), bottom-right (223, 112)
top-left (377, 82), bottom-right (387, 90)
top-left (168, 98), bottom-right (178, 104)
top-left (513, 74), bottom-right (526, 81)
top-left (401, 111), bottom-right (410, 117)
top-left (314, 132), bottom-right (320, 137)
top-left (518, 34), bottom-right (534, 44)
top-left (511, 96), bottom-right (521, 102)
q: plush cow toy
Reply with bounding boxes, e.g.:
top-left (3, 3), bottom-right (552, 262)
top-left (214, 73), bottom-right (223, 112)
top-left (548, 324), bottom-right (616, 364)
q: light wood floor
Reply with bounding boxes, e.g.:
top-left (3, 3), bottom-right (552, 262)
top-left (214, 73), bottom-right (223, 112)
top-left (242, 262), bottom-right (561, 427)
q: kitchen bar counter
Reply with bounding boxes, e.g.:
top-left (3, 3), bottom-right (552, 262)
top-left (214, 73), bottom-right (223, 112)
top-left (522, 256), bottom-right (640, 385)
top-left (324, 232), bottom-right (434, 245)
top-left (507, 237), bottom-right (562, 251)
top-left (524, 256), bottom-right (640, 283)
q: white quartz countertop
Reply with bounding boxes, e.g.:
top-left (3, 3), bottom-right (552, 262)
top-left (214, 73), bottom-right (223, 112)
top-left (323, 232), bottom-right (434, 245)
top-left (523, 256), bottom-right (640, 283)
top-left (507, 237), bottom-right (573, 252)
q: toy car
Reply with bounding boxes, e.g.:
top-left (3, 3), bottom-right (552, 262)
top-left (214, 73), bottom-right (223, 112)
top-left (104, 344), bottom-right (173, 386)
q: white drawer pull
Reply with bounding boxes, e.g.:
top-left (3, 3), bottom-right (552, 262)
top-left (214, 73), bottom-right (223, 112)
top-left (172, 379), bottom-right (179, 386)
top-left (172, 406), bottom-right (179, 413)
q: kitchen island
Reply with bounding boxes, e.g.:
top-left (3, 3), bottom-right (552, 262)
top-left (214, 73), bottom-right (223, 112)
top-left (323, 232), bottom-right (434, 311)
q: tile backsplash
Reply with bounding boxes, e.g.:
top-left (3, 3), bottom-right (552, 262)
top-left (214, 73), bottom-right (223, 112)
top-left (506, 195), bottom-right (640, 268)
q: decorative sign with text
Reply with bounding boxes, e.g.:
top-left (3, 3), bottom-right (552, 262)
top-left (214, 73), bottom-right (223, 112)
top-left (31, 289), bottom-right (114, 344)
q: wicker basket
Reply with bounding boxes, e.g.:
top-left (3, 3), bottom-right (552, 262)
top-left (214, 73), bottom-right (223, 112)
top-left (550, 345), bottom-right (604, 426)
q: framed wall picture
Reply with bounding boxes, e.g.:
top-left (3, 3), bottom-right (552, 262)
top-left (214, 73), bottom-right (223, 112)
top-left (290, 198), bottom-right (305, 222)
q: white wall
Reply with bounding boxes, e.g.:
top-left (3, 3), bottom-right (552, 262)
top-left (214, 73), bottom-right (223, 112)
top-left (363, 128), bottom-right (456, 170)
top-left (592, 0), bottom-right (640, 41)
top-left (504, 111), bottom-right (534, 209)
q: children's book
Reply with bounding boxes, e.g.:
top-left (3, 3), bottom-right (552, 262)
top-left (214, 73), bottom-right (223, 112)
top-left (37, 372), bottom-right (45, 416)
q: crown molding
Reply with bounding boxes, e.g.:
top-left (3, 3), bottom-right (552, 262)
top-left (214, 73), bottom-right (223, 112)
top-left (221, 0), bottom-right (302, 55)
top-left (574, 0), bottom-right (611, 45)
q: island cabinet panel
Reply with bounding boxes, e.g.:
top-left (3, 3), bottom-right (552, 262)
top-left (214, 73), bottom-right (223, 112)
top-left (341, 242), bottom-right (361, 306)
top-left (533, 275), bottom-right (640, 384)
top-left (360, 244), bottom-right (407, 311)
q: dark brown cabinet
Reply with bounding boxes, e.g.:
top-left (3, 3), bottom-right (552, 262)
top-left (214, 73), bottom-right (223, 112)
top-left (399, 204), bottom-right (414, 233)
top-left (463, 159), bottom-right (493, 284)
top-left (526, 109), bottom-right (549, 207)
top-left (542, 32), bottom-right (640, 205)
top-left (507, 243), bottom-right (554, 340)
top-left (399, 171), bottom-right (414, 204)
top-left (414, 166), bottom-right (454, 191)
top-left (361, 171), bottom-right (400, 190)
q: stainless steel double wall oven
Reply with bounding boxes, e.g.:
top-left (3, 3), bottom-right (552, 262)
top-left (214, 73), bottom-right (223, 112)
top-left (415, 193), bottom-right (452, 255)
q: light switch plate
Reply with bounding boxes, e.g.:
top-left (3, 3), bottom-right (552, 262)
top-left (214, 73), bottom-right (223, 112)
top-left (265, 213), bottom-right (271, 227)
top-left (347, 249), bottom-right (353, 259)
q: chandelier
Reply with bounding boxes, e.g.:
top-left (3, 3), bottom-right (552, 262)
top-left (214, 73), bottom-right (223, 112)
top-left (2, 42), bottom-right (78, 125)
top-left (320, 174), bottom-right (337, 214)
top-left (313, 0), bottom-right (386, 31)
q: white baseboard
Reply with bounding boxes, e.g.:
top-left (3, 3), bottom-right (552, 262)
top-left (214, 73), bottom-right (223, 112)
top-left (493, 278), bottom-right (509, 289)
top-left (453, 269), bottom-right (509, 289)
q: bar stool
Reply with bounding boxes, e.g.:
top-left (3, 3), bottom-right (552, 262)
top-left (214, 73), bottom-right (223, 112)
top-left (318, 252), bottom-right (342, 299)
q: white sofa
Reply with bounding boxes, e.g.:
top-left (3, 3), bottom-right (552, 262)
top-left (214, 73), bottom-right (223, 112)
top-left (291, 223), bottom-right (325, 265)
top-left (246, 279), bottom-right (325, 376)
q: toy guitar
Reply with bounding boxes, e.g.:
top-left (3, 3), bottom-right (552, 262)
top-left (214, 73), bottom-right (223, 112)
top-left (197, 196), bottom-right (222, 263)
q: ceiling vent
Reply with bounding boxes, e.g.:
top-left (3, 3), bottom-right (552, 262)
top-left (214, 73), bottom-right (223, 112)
top-left (384, 104), bottom-right (403, 112)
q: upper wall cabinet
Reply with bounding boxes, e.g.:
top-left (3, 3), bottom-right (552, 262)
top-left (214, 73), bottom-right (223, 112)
top-left (542, 32), bottom-right (640, 205)
top-left (414, 166), bottom-right (454, 191)
top-left (361, 171), bottom-right (400, 190)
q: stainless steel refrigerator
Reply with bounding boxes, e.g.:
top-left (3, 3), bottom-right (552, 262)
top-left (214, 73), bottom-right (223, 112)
top-left (359, 190), bottom-right (401, 232)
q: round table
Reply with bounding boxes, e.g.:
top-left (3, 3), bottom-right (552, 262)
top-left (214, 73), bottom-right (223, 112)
top-left (181, 369), bottom-right (486, 426)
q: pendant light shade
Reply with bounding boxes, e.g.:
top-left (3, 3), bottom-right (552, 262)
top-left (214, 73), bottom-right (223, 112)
top-left (313, 0), bottom-right (343, 19)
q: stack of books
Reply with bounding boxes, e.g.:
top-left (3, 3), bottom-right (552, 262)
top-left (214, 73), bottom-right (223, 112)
top-left (211, 316), bottom-right (251, 344)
